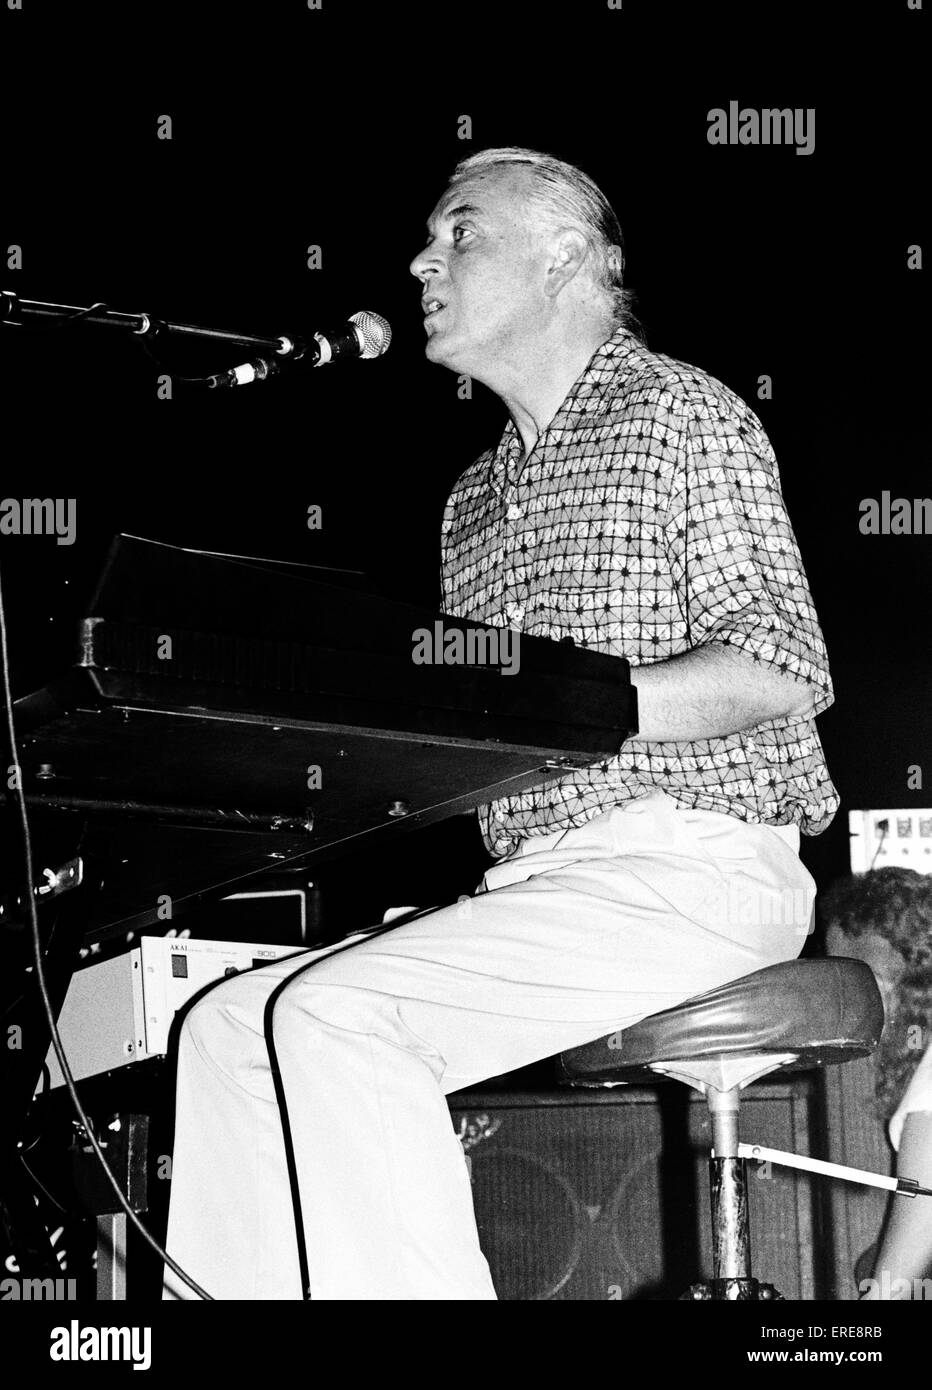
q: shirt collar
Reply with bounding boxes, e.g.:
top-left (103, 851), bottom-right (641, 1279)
top-left (488, 326), bottom-right (641, 494)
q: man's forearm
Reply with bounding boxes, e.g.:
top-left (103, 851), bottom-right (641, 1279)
top-left (861, 1113), bottom-right (932, 1298)
top-left (627, 642), bottom-right (815, 743)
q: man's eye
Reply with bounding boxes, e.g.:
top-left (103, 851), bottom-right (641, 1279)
top-left (453, 225), bottom-right (473, 243)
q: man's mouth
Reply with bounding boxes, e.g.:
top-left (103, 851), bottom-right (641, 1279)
top-left (422, 298), bottom-right (445, 319)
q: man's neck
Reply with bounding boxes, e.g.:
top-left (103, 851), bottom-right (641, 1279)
top-left (486, 317), bottom-right (615, 461)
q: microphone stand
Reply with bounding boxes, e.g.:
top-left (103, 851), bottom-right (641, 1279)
top-left (0, 289), bottom-right (306, 383)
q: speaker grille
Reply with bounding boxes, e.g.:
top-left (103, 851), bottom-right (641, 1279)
top-left (451, 1084), bottom-right (819, 1301)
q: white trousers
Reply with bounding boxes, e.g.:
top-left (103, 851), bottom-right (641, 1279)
top-left (161, 790), bottom-right (812, 1301)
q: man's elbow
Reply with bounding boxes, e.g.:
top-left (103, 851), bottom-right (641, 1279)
top-left (773, 673), bottom-right (818, 721)
top-left (724, 644), bottom-right (819, 723)
top-left (735, 650), bottom-right (817, 723)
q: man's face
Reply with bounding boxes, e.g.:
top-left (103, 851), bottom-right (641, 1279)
top-left (409, 166), bottom-right (551, 378)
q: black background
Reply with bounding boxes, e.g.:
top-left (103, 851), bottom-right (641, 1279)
top-left (0, 0), bottom-right (929, 1339)
top-left (1, 0), bottom-right (928, 908)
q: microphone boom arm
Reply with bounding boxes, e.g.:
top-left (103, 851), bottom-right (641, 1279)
top-left (0, 289), bottom-right (295, 355)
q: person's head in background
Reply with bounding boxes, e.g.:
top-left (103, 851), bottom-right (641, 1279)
top-left (822, 866), bottom-right (932, 1121)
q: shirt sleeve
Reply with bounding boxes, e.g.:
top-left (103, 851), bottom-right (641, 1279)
top-left (661, 391), bottom-right (834, 717)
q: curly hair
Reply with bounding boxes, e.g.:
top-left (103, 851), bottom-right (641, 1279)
top-left (820, 867), bottom-right (932, 1122)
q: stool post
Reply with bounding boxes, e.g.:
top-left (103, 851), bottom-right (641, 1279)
top-left (707, 1088), bottom-right (750, 1282)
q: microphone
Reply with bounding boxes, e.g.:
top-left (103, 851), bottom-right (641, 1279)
top-left (206, 310), bottom-right (391, 388)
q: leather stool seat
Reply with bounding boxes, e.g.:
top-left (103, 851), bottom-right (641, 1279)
top-left (558, 958), bottom-right (883, 1088)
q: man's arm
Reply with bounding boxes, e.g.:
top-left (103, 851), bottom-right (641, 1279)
top-left (648, 392), bottom-right (834, 741)
top-left (860, 1111), bottom-right (932, 1298)
top-left (628, 641), bottom-right (816, 743)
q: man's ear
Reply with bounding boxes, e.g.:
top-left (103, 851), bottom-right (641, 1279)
top-left (544, 227), bottom-right (590, 300)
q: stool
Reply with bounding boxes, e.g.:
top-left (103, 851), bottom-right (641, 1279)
top-left (558, 958), bottom-right (883, 1300)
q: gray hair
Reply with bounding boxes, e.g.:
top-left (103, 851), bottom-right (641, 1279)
top-left (450, 146), bottom-right (642, 338)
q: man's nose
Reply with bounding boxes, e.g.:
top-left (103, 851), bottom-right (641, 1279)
top-left (409, 243), bottom-right (442, 281)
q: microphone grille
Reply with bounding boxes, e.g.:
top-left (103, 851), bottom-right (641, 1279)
top-left (350, 310), bottom-right (392, 359)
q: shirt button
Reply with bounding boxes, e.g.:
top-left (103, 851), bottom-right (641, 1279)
top-left (504, 602), bottom-right (525, 624)
top-left (506, 502), bottom-right (524, 521)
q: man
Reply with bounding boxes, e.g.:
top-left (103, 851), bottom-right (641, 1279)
top-left (163, 148), bottom-right (837, 1300)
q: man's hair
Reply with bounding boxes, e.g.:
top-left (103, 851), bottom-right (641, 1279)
top-left (821, 867), bottom-right (932, 1122)
top-left (450, 146), bottom-right (643, 340)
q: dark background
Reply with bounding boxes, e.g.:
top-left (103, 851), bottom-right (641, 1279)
top-left (1, 0), bottom-right (928, 912)
top-left (0, 1), bottom-right (928, 1317)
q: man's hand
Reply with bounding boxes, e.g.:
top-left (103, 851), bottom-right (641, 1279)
top-left (627, 642), bottom-right (816, 743)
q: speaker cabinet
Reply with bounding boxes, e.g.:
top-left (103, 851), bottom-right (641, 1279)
top-left (449, 1081), bottom-right (820, 1301)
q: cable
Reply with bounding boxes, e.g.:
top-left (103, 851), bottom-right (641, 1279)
top-left (869, 820), bottom-right (889, 871)
top-left (130, 328), bottom-right (240, 386)
top-left (263, 915), bottom-right (423, 1301)
top-left (19, 1150), bottom-right (69, 1216)
top-left (0, 559), bottom-right (213, 1300)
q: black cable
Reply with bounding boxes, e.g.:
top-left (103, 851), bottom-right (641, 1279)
top-left (869, 821), bottom-right (889, 871)
top-left (263, 915), bottom-right (423, 1300)
top-left (0, 558), bottom-right (213, 1300)
top-left (19, 1150), bottom-right (69, 1216)
top-left (130, 327), bottom-right (234, 386)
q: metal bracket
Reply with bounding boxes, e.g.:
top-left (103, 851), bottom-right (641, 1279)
top-left (0, 857), bottom-right (84, 932)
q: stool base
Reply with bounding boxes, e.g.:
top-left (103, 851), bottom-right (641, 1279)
top-left (681, 1278), bottom-right (784, 1301)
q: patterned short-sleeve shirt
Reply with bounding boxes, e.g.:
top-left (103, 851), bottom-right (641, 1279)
top-left (440, 326), bottom-right (839, 860)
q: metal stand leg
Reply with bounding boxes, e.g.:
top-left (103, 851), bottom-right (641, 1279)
top-left (710, 1088), bottom-right (751, 1282)
top-left (96, 1214), bottom-right (127, 1301)
top-left (71, 1113), bottom-right (150, 1302)
top-left (682, 1088), bottom-right (783, 1301)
